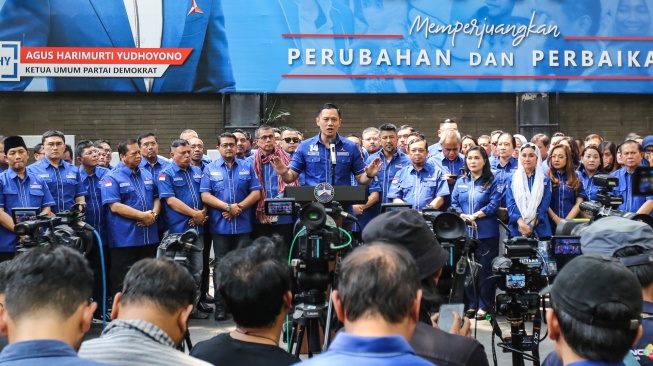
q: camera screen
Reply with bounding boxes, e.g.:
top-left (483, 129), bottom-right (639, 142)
top-left (553, 237), bottom-right (582, 255)
top-left (381, 203), bottom-right (412, 213)
top-left (635, 167), bottom-right (653, 195)
top-left (265, 201), bottom-right (294, 215)
top-left (506, 274), bottom-right (526, 289)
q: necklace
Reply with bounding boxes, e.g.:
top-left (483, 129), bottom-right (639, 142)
top-left (233, 327), bottom-right (279, 346)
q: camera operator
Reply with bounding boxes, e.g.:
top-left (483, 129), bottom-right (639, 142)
top-left (79, 258), bottom-right (209, 366)
top-left (0, 246), bottom-right (108, 366)
top-left (157, 139), bottom-right (209, 320)
top-left (271, 103), bottom-right (382, 186)
top-left (506, 142), bottom-right (552, 238)
top-left (387, 138), bottom-right (450, 211)
top-left (611, 140), bottom-right (653, 215)
top-left (101, 138), bottom-right (161, 297)
top-left (540, 255), bottom-right (643, 366)
top-left (363, 209), bottom-right (490, 366)
top-left (542, 216), bottom-right (653, 366)
top-left (190, 236), bottom-right (300, 366)
top-left (452, 146), bottom-right (501, 320)
top-left (0, 136), bottom-right (54, 262)
top-left (299, 243), bottom-right (433, 366)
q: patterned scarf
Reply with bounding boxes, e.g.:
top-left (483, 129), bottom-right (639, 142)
top-left (254, 145), bottom-right (299, 224)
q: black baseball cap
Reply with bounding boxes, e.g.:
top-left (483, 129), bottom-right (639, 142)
top-left (540, 255), bottom-right (642, 330)
top-left (362, 209), bottom-right (448, 280)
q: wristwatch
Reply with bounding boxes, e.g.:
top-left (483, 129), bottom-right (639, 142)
top-left (225, 204), bottom-right (232, 213)
top-left (152, 211), bottom-right (158, 219)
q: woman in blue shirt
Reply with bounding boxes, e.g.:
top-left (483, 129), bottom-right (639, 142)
top-left (506, 143), bottom-right (552, 239)
top-left (576, 146), bottom-right (605, 202)
top-left (547, 145), bottom-right (587, 234)
top-left (452, 146), bottom-right (500, 319)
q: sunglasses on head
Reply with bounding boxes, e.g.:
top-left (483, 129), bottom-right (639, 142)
top-left (283, 137), bottom-right (300, 143)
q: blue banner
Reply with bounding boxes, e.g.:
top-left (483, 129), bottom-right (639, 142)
top-left (0, 0), bottom-right (652, 93)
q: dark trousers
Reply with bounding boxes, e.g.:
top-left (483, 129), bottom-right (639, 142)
top-left (212, 233), bottom-right (249, 300)
top-left (199, 224), bottom-right (212, 301)
top-left (464, 236), bottom-right (500, 311)
top-left (110, 244), bottom-right (158, 296)
top-left (251, 223), bottom-right (294, 258)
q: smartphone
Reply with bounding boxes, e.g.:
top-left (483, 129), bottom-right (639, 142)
top-left (437, 303), bottom-right (464, 333)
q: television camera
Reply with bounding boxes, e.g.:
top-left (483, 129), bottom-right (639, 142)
top-left (14, 202), bottom-right (93, 255)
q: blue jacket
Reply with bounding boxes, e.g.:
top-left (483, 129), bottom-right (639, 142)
top-left (576, 169), bottom-right (602, 201)
top-left (491, 157), bottom-right (519, 206)
top-left (611, 167), bottom-right (653, 214)
top-left (0, 0), bottom-right (235, 92)
top-left (157, 163), bottom-right (205, 235)
top-left (506, 174), bottom-right (553, 238)
top-left (101, 162), bottom-right (159, 248)
top-left (451, 175), bottom-right (501, 239)
top-left (549, 170), bottom-right (587, 219)
top-left (78, 166), bottom-right (110, 244)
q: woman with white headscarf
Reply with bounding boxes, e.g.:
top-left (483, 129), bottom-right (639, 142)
top-left (506, 142), bottom-right (553, 238)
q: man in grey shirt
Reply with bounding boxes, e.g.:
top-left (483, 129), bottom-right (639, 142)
top-left (79, 258), bottom-right (210, 366)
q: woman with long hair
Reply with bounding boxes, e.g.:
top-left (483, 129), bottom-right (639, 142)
top-left (600, 140), bottom-right (620, 173)
top-left (557, 136), bottom-right (581, 169)
top-left (506, 143), bottom-right (552, 239)
top-left (576, 145), bottom-right (606, 202)
top-left (547, 145), bottom-right (587, 233)
top-left (452, 146), bottom-right (500, 320)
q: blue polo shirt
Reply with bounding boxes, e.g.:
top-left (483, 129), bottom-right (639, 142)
top-left (101, 162), bottom-right (159, 248)
top-left (576, 169), bottom-right (602, 201)
top-left (200, 157), bottom-right (261, 235)
top-left (27, 158), bottom-right (86, 213)
top-left (78, 166), bottom-right (110, 245)
top-left (427, 152), bottom-right (465, 210)
top-left (611, 167), bottom-right (653, 214)
top-left (549, 170), bottom-right (587, 219)
top-left (451, 175), bottom-right (501, 239)
top-left (367, 150), bottom-right (412, 203)
top-left (491, 157), bottom-right (519, 205)
top-left (289, 133), bottom-right (366, 187)
top-left (0, 339), bottom-right (111, 366)
top-left (297, 332), bottom-right (433, 366)
top-left (157, 163), bottom-right (204, 235)
top-left (0, 170), bottom-right (55, 253)
top-left (506, 174), bottom-right (553, 238)
top-left (387, 163), bottom-right (450, 211)
top-left (253, 152), bottom-right (293, 226)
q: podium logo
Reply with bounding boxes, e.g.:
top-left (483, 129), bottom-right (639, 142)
top-left (0, 42), bottom-right (20, 81)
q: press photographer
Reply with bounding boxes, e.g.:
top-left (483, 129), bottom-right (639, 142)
top-left (0, 136), bottom-right (54, 262)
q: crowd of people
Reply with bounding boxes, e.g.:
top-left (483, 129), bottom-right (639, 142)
top-left (0, 102), bottom-right (652, 365)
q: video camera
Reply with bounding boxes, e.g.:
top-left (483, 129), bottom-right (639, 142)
top-left (14, 203), bottom-right (93, 255)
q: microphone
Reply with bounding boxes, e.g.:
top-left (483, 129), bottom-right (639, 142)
top-left (329, 139), bottom-right (337, 166)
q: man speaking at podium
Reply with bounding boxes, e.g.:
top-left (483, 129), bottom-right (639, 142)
top-left (272, 103), bottom-right (382, 187)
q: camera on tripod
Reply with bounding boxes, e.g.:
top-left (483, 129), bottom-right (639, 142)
top-left (14, 202), bottom-right (93, 255)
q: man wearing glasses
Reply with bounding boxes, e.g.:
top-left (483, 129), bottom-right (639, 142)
top-left (27, 130), bottom-right (86, 214)
top-left (200, 132), bottom-right (261, 321)
top-left (280, 129), bottom-right (301, 157)
top-left (251, 125), bottom-right (299, 250)
top-left (95, 140), bottom-right (115, 170)
top-left (642, 136), bottom-right (653, 167)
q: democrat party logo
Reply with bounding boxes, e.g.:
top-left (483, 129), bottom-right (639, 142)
top-left (0, 42), bottom-right (20, 81)
top-left (314, 182), bottom-right (334, 203)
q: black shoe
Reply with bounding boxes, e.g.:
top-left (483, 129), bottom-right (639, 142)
top-left (197, 301), bottom-right (213, 313)
top-left (203, 293), bottom-right (216, 304)
top-left (189, 309), bottom-right (210, 319)
top-left (214, 303), bottom-right (227, 321)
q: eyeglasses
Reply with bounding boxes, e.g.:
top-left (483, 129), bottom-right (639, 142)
top-left (220, 143), bottom-right (236, 149)
top-left (645, 150), bottom-right (653, 155)
top-left (83, 150), bottom-right (98, 156)
top-left (283, 137), bottom-right (300, 143)
top-left (258, 135), bottom-right (275, 141)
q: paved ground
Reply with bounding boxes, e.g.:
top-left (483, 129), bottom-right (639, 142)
top-left (87, 306), bottom-right (555, 365)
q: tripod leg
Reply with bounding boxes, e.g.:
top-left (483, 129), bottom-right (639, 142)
top-left (294, 323), bottom-right (306, 358)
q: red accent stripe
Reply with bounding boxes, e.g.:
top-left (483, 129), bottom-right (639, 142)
top-left (564, 36), bottom-right (653, 41)
top-left (282, 33), bottom-right (403, 39)
top-left (282, 74), bottom-right (653, 80)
